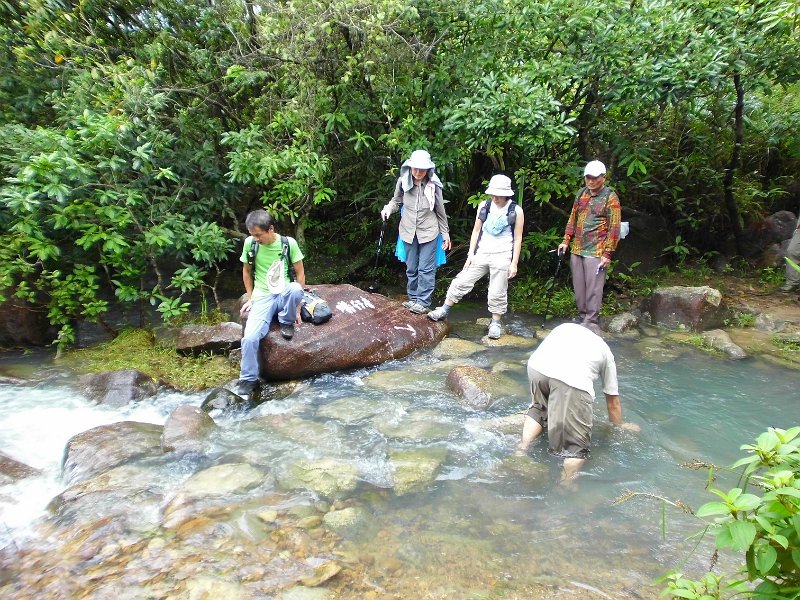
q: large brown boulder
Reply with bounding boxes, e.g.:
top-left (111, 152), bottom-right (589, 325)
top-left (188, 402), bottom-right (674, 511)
top-left (62, 421), bottom-right (164, 485)
top-left (257, 284), bottom-right (449, 380)
top-left (641, 286), bottom-right (729, 331)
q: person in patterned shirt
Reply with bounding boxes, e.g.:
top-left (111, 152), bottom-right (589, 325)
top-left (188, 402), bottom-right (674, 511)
top-left (557, 161), bottom-right (621, 334)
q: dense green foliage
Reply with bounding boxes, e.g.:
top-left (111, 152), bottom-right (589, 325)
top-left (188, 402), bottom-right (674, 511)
top-left (663, 426), bottom-right (800, 599)
top-left (1, 0), bottom-right (799, 346)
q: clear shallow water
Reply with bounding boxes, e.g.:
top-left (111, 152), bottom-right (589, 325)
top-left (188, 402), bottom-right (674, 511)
top-left (0, 309), bottom-right (797, 598)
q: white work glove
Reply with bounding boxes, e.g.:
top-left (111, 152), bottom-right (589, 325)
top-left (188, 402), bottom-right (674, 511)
top-left (380, 208), bottom-right (391, 221)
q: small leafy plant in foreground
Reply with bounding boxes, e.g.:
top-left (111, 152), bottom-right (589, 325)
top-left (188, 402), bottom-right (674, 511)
top-left (662, 426), bottom-right (800, 599)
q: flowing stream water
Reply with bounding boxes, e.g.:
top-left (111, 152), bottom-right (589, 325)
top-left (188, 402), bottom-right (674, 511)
top-left (0, 307), bottom-right (797, 599)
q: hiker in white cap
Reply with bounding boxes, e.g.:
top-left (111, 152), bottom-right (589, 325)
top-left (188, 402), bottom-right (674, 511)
top-left (557, 160), bottom-right (621, 335)
top-left (380, 149), bottom-right (451, 314)
top-left (427, 174), bottom-right (524, 339)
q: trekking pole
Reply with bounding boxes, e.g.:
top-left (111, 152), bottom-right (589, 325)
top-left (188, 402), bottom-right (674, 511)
top-left (367, 219), bottom-right (388, 293)
top-left (374, 219), bottom-right (386, 270)
top-left (540, 249), bottom-right (564, 328)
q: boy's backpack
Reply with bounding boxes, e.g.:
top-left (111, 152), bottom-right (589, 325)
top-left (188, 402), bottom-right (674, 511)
top-left (300, 290), bottom-right (333, 325)
top-left (475, 199), bottom-right (517, 251)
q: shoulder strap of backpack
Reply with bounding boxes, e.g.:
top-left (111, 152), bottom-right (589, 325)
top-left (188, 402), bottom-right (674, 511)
top-left (280, 235), bottom-right (296, 282)
top-left (506, 200), bottom-right (517, 227)
top-left (478, 199), bottom-right (492, 222)
top-left (247, 238), bottom-right (260, 266)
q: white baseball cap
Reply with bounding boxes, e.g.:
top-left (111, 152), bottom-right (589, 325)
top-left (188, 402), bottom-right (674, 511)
top-left (583, 160), bottom-right (606, 177)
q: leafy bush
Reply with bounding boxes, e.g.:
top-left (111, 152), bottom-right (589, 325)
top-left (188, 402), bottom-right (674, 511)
top-left (724, 312), bottom-right (757, 328)
top-left (662, 426), bottom-right (800, 599)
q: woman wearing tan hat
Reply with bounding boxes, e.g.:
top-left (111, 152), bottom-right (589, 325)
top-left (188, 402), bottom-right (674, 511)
top-left (380, 150), bottom-right (451, 314)
top-left (427, 174), bottom-right (524, 339)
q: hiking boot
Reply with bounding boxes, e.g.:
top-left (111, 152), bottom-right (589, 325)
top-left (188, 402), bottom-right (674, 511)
top-left (779, 283), bottom-right (799, 293)
top-left (402, 300), bottom-right (416, 309)
top-left (487, 320), bottom-right (503, 339)
top-left (571, 316), bottom-right (584, 324)
top-left (408, 302), bottom-right (429, 314)
top-left (427, 306), bottom-right (449, 321)
top-left (236, 379), bottom-right (258, 397)
top-left (280, 322), bottom-right (295, 340)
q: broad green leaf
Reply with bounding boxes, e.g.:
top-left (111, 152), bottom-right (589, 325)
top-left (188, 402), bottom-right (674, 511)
top-left (732, 493), bottom-right (761, 511)
top-left (696, 502), bottom-right (731, 517)
top-left (668, 590), bottom-right (697, 599)
top-left (717, 520), bottom-right (756, 551)
top-left (754, 543), bottom-right (777, 574)
top-left (769, 534), bottom-right (788, 549)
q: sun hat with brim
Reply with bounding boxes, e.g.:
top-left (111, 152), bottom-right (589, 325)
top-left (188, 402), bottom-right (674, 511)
top-left (583, 160), bottom-right (606, 177)
top-left (406, 149), bottom-right (435, 170)
top-left (485, 174), bottom-right (514, 197)
top-left (267, 259), bottom-right (287, 294)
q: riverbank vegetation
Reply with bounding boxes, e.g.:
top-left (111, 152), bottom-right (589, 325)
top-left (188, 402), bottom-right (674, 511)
top-left (660, 426), bottom-right (800, 599)
top-left (1, 0), bottom-right (799, 348)
top-left (56, 328), bottom-right (238, 389)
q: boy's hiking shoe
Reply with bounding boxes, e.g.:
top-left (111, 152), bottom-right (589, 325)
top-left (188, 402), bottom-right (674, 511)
top-left (280, 323), bottom-right (295, 340)
top-left (236, 379), bottom-right (257, 396)
top-left (427, 306), bottom-right (449, 321)
top-left (402, 300), bottom-right (416, 309)
top-left (408, 302), bottom-right (429, 314)
top-left (487, 320), bottom-right (503, 339)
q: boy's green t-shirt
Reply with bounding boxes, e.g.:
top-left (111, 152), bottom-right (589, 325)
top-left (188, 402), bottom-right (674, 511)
top-left (240, 236), bottom-right (304, 298)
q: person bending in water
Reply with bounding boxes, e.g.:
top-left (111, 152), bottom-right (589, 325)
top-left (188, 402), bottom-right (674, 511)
top-left (516, 323), bottom-right (639, 481)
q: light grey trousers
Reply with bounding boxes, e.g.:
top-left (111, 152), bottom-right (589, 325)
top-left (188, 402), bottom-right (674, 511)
top-left (570, 254), bottom-right (606, 325)
top-left (445, 252), bottom-right (511, 315)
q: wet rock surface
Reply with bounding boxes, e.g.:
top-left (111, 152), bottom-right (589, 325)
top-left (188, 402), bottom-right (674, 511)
top-left (0, 451), bottom-right (41, 484)
top-left (701, 329), bottom-right (748, 359)
top-left (161, 403), bottom-right (216, 453)
top-left (77, 369), bottom-right (160, 407)
top-left (280, 459), bottom-right (360, 498)
top-left (608, 311), bottom-right (640, 334)
top-left (388, 447), bottom-right (448, 495)
top-left (446, 365), bottom-right (521, 410)
top-left (62, 421), bottom-right (164, 485)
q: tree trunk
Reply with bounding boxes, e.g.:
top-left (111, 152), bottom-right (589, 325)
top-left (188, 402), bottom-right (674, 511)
top-left (722, 71), bottom-right (745, 256)
top-left (295, 212), bottom-right (307, 250)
